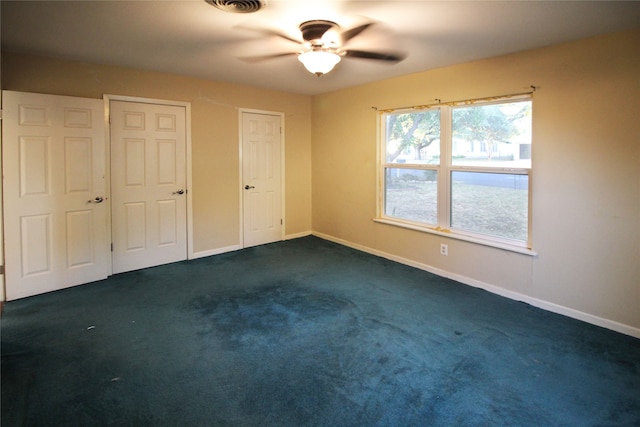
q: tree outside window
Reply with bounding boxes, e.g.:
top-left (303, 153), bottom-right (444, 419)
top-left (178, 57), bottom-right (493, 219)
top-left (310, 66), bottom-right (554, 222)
top-left (380, 97), bottom-right (532, 247)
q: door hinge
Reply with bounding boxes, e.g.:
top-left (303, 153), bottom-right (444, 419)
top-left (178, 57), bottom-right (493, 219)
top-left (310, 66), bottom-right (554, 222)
top-left (281, 219), bottom-right (283, 225)
top-left (0, 265), bottom-right (4, 275)
top-left (110, 243), bottom-right (113, 252)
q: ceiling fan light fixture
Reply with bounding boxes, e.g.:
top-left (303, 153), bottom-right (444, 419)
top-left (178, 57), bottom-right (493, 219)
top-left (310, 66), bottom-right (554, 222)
top-left (298, 50), bottom-right (341, 76)
top-left (205, 0), bottom-right (266, 13)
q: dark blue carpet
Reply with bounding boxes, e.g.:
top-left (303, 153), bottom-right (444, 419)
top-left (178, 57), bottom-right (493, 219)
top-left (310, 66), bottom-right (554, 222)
top-left (2, 236), bottom-right (639, 426)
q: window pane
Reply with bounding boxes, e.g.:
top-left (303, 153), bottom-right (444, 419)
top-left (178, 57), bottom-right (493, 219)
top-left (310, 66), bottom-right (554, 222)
top-left (385, 168), bottom-right (437, 224)
top-left (452, 100), bottom-right (531, 168)
top-left (451, 171), bottom-right (528, 241)
top-left (385, 109), bottom-right (440, 164)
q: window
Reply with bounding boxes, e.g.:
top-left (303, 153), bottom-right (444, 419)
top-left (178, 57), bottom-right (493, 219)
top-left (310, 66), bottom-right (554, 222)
top-left (379, 97), bottom-right (532, 249)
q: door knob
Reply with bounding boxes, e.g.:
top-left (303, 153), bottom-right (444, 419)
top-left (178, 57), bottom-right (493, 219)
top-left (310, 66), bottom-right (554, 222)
top-left (244, 185), bottom-right (255, 190)
top-left (173, 189), bottom-right (185, 195)
top-left (88, 196), bottom-right (104, 204)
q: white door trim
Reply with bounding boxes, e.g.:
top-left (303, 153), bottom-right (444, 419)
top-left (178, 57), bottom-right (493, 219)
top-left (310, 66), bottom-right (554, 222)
top-left (1, 91), bottom-right (5, 301)
top-left (238, 108), bottom-right (285, 248)
top-left (104, 94), bottom-right (194, 265)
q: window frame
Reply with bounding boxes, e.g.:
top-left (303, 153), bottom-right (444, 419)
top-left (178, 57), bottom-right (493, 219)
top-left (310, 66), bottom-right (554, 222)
top-left (377, 95), bottom-right (534, 254)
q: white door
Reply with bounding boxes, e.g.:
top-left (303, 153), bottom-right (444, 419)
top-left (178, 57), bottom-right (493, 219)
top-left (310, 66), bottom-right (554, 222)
top-left (110, 101), bottom-right (187, 273)
top-left (242, 112), bottom-right (283, 248)
top-left (2, 90), bottom-right (109, 300)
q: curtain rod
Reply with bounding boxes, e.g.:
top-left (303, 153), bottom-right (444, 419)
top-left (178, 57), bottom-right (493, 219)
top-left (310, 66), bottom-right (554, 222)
top-left (371, 85), bottom-right (538, 113)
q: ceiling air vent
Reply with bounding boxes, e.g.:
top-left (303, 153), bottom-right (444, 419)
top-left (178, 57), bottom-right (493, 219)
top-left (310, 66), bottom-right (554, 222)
top-left (205, 0), bottom-right (266, 13)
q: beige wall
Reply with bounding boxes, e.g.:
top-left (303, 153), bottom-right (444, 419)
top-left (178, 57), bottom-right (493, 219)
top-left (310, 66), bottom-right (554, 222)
top-left (2, 29), bottom-right (639, 335)
top-left (1, 52), bottom-right (312, 254)
top-left (311, 29), bottom-right (640, 334)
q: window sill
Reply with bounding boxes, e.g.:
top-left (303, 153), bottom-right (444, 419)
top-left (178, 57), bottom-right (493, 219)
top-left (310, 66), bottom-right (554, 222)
top-left (373, 218), bottom-right (538, 256)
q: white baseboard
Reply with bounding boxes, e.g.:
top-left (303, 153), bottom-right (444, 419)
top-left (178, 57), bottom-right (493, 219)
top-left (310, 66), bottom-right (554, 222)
top-left (285, 231), bottom-right (313, 240)
top-left (312, 231), bottom-right (640, 339)
top-left (190, 244), bottom-right (242, 260)
top-left (190, 232), bottom-right (311, 260)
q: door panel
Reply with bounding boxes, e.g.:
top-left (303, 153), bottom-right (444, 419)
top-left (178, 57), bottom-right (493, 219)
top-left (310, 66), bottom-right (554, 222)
top-left (110, 101), bottom-right (187, 273)
top-left (242, 112), bottom-right (283, 248)
top-left (2, 90), bottom-right (108, 300)
top-left (66, 210), bottom-right (95, 268)
top-left (125, 202), bottom-right (146, 250)
top-left (65, 137), bottom-right (94, 193)
top-left (20, 136), bottom-right (50, 196)
top-left (20, 214), bottom-right (52, 276)
top-left (157, 200), bottom-right (178, 246)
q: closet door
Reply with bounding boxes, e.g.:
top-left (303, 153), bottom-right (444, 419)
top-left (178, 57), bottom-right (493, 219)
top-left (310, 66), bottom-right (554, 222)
top-left (2, 90), bottom-right (109, 300)
top-left (110, 100), bottom-right (187, 273)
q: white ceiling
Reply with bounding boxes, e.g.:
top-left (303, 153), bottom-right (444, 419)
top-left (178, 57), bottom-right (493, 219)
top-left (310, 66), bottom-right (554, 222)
top-left (2, 1), bottom-right (639, 96)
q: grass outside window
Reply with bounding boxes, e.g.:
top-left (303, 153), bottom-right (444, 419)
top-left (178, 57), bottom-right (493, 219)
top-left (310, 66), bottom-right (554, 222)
top-left (379, 96), bottom-right (533, 249)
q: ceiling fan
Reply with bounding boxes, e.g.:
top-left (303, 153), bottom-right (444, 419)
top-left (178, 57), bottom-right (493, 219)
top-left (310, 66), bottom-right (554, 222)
top-left (239, 20), bottom-right (407, 76)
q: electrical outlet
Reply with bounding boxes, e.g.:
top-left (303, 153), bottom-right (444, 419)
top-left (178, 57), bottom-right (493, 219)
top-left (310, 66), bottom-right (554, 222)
top-left (440, 243), bottom-right (448, 256)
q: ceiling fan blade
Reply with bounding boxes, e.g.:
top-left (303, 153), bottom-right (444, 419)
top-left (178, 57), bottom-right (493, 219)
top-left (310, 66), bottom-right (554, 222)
top-left (340, 23), bottom-right (373, 44)
top-left (234, 25), bottom-right (302, 44)
top-left (238, 52), bottom-right (298, 63)
top-left (343, 49), bottom-right (407, 62)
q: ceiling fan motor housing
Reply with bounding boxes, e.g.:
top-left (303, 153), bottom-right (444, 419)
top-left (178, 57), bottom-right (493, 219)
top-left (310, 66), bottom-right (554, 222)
top-left (205, 0), bottom-right (266, 13)
top-left (300, 20), bottom-right (340, 46)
